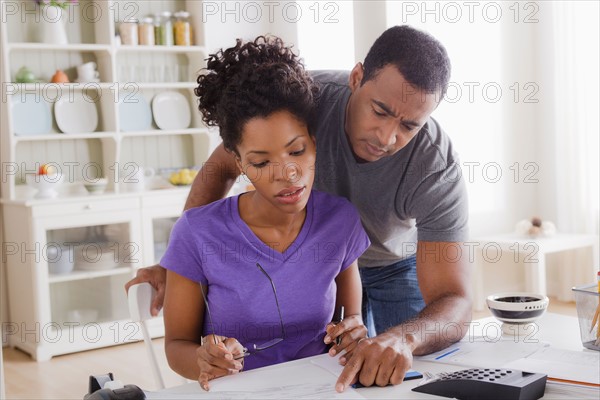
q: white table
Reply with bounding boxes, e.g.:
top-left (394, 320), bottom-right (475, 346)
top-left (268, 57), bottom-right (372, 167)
top-left (150, 313), bottom-right (598, 399)
top-left (472, 233), bottom-right (598, 309)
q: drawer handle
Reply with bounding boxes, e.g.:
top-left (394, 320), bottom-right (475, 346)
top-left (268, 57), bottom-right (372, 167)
top-left (84, 204), bottom-right (93, 210)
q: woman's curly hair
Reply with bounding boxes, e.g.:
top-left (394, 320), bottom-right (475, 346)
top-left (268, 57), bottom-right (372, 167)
top-left (195, 36), bottom-right (319, 154)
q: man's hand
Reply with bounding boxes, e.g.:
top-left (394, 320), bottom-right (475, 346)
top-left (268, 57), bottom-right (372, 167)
top-left (124, 265), bottom-right (167, 316)
top-left (335, 332), bottom-right (415, 392)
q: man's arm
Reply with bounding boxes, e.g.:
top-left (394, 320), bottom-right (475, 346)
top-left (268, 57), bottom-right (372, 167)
top-left (336, 241), bottom-right (472, 391)
top-left (184, 143), bottom-right (240, 210)
top-left (124, 144), bottom-right (240, 315)
top-left (400, 241), bottom-right (472, 354)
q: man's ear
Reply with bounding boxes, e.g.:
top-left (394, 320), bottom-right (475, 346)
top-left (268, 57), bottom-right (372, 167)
top-left (349, 63), bottom-right (364, 92)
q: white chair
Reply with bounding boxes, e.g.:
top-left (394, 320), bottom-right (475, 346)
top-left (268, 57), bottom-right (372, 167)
top-left (127, 282), bottom-right (166, 390)
top-left (1, 343), bottom-right (6, 399)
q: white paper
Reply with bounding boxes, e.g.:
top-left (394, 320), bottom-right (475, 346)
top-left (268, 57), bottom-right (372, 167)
top-left (309, 353), bottom-right (345, 376)
top-left (502, 347), bottom-right (600, 385)
top-left (416, 339), bottom-right (548, 368)
top-left (544, 381), bottom-right (600, 399)
top-left (310, 353), bottom-right (423, 382)
top-left (145, 360), bottom-right (365, 400)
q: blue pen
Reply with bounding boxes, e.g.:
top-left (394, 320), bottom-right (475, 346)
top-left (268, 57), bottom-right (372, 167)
top-left (434, 347), bottom-right (460, 360)
top-left (352, 370), bottom-right (423, 388)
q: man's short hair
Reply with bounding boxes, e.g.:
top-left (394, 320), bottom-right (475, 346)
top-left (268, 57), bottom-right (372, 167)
top-left (362, 25), bottom-right (451, 100)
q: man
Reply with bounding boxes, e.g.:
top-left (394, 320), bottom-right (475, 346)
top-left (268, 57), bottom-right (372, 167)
top-left (126, 25), bottom-right (472, 391)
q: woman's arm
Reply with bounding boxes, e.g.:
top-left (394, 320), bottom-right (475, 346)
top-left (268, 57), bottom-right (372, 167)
top-left (324, 261), bottom-right (367, 356)
top-left (163, 270), bottom-right (244, 388)
top-left (163, 269), bottom-right (204, 378)
top-left (334, 261), bottom-right (362, 318)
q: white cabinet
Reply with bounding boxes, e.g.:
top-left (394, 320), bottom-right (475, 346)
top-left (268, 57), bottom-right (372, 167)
top-left (0, 0), bottom-right (210, 359)
top-left (2, 198), bottom-right (143, 360)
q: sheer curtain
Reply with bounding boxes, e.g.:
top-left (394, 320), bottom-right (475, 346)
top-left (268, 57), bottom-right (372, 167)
top-left (543, 1), bottom-right (599, 235)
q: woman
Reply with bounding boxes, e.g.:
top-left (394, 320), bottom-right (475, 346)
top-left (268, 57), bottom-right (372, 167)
top-left (161, 36), bottom-right (369, 391)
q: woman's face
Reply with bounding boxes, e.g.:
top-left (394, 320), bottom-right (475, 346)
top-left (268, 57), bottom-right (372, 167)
top-left (235, 110), bottom-right (316, 214)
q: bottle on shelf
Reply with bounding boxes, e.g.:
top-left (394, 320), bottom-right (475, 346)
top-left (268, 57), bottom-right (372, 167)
top-left (174, 11), bottom-right (193, 46)
top-left (119, 17), bottom-right (139, 46)
top-left (156, 11), bottom-right (174, 46)
top-left (138, 16), bottom-right (155, 46)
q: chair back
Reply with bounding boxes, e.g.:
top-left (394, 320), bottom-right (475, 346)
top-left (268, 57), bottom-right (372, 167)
top-left (127, 283), bottom-right (165, 390)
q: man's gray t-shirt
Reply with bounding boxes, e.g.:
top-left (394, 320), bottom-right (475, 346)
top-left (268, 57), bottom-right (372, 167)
top-left (311, 70), bottom-right (469, 268)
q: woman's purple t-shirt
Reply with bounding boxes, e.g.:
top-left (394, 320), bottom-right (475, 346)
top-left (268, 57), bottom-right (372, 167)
top-left (160, 190), bottom-right (370, 370)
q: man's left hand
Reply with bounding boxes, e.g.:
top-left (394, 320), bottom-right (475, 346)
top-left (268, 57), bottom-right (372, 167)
top-left (335, 332), bottom-right (414, 392)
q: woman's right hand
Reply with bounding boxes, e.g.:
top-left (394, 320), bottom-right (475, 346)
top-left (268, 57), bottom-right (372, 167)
top-left (196, 334), bottom-right (246, 391)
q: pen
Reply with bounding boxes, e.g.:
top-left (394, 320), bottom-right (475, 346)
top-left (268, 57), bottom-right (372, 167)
top-left (336, 306), bottom-right (345, 345)
top-left (434, 347), bottom-right (460, 360)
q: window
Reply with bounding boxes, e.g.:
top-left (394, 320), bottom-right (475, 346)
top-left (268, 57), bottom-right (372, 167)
top-left (296, 1), bottom-right (355, 70)
top-left (386, 1), bottom-right (509, 214)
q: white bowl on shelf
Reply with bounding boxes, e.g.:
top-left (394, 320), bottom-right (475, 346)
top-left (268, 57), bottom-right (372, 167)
top-left (26, 173), bottom-right (63, 199)
top-left (83, 178), bottom-right (108, 195)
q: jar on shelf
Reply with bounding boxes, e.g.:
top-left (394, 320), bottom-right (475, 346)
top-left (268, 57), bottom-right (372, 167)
top-left (153, 13), bottom-right (161, 45)
top-left (156, 11), bottom-right (174, 46)
top-left (138, 16), bottom-right (155, 46)
top-left (174, 11), bottom-right (192, 46)
top-left (119, 17), bottom-right (139, 46)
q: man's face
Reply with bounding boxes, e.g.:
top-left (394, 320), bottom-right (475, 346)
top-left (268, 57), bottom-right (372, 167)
top-left (345, 64), bottom-right (440, 162)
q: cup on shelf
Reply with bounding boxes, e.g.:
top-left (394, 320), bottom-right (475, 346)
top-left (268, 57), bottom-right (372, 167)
top-left (76, 61), bottom-right (100, 83)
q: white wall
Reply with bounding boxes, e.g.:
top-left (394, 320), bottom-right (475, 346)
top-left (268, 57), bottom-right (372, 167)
top-left (0, 13), bottom-right (8, 345)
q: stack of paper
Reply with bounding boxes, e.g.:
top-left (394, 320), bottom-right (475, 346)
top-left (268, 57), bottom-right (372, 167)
top-left (502, 347), bottom-right (600, 386)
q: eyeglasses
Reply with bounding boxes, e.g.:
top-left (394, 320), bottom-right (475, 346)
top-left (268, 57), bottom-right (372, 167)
top-left (200, 262), bottom-right (285, 359)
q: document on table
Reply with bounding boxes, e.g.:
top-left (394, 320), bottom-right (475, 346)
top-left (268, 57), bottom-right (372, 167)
top-left (310, 353), bottom-right (423, 381)
top-left (502, 347), bottom-right (600, 386)
top-left (416, 338), bottom-right (548, 368)
top-left (145, 359), bottom-right (365, 400)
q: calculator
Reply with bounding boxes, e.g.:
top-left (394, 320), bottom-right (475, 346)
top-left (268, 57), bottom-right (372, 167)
top-left (412, 368), bottom-right (547, 400)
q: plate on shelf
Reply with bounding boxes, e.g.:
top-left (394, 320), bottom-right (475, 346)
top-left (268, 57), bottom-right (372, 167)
top-left (11, 95), bottom-right (53, 136)
top-left (119, 92), bottom-right (152, 131)
top-left (54, 96), bottom-right (98, 134)
top-left (151, 91), bottom-right (191, 130)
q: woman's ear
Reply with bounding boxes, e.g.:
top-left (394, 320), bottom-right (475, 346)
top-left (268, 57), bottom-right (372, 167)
top-left (235, 156), bottom-right (244, 175)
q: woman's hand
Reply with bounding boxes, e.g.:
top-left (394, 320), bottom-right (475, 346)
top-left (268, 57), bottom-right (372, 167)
top-left (323, 314), bottom-right (368, 360)
top-left (196, 334), bottom-right (246, 391)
